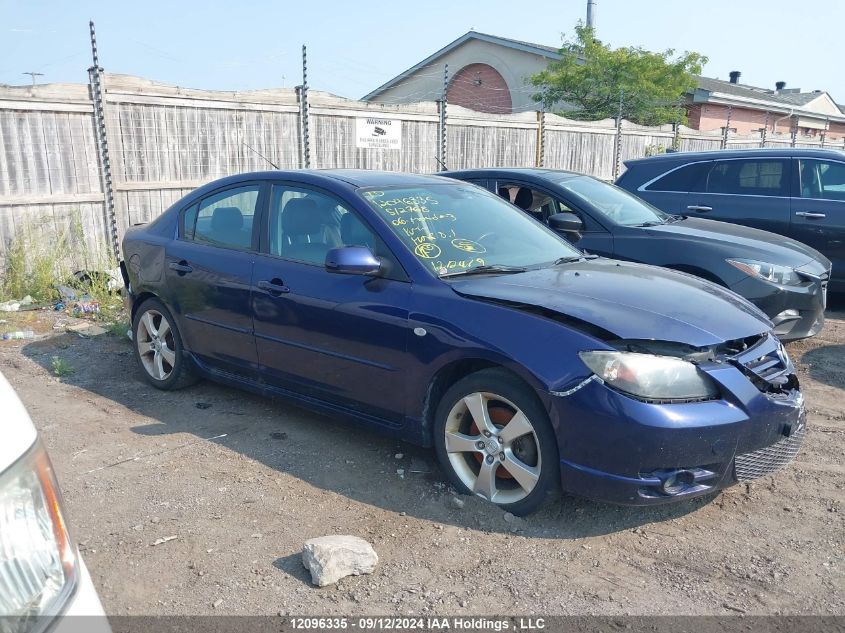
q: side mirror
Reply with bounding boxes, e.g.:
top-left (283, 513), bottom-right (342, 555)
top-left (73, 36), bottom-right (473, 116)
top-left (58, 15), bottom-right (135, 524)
top-left (548, 212), bottom-right (583, 233)
top-left (325, 246), bottom-right (382, 276)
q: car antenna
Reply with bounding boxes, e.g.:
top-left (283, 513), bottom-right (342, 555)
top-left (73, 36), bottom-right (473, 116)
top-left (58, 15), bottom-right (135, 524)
top-left (434, 155), bottom-right (448, 171)
top-left (242, 141), bottom-right (280, 170)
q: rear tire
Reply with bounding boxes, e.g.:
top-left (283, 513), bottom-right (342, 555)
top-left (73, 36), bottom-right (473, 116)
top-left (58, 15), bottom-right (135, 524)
top-left (132, 298), bottom-right (198, 390)
top-left (433, 368), bottom-right (559, 516)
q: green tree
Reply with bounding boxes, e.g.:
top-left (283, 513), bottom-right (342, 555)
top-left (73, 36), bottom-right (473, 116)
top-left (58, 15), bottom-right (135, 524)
top-left (531, 24), bottom-right (707, 126)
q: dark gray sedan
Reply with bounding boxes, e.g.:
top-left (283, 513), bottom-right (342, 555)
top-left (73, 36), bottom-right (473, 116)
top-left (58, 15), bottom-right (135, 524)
top-left (443, 168), bottom-right (831, 341)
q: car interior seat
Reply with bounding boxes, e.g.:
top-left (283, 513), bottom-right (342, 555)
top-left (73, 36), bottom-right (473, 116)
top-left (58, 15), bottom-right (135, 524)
top-left (514, 187), bottom-right (533, 210)
top-left (281, 198), bottom-right (330, 262)
top-left (209, 206), bottom-right (249, 247)
top-left (801, 163), bottom-right (822, 198)
top-left (314, 198), bottom-right (344, 248)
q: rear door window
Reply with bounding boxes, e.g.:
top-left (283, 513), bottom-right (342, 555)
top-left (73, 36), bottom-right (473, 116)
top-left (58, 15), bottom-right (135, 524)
top-left (704, 159), bottom-right (790, 197)
top-left (183, 185), bottom-right (261, 250)
top-left (644, 162), bottom-right (709, 192)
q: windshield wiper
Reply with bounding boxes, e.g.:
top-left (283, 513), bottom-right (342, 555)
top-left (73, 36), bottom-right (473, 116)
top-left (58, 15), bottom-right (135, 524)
top-left (552, 253), bottom-right (596, 265)
top-left (440, 264), bottom-right (528, 278)
top-left (635, 220), bottom-right (666, 227)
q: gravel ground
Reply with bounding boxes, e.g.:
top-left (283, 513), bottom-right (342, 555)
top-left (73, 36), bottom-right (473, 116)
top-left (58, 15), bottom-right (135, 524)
top-left (0, 299), bottom-right (843, 616)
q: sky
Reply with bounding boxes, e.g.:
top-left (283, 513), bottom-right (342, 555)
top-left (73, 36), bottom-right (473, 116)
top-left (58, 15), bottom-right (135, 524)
top-left (2, 0), bottom-right (844, 102)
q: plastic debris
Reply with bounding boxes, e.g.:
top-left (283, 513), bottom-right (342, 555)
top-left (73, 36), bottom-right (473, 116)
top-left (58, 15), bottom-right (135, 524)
top-left (2, 331), bottom-right (35, 340)
top-left (73, 300), bottom-right (100, 314)
top-left (57, 285), bottom-right (79, 301)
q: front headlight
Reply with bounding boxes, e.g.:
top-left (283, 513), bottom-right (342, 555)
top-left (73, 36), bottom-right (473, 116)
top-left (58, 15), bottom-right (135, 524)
top-left (579, 351), bottom-right (719, 401)
top-left (0, 439), bottom-right (78, 625)
top-left (727, 258), bottom-right (801, 286)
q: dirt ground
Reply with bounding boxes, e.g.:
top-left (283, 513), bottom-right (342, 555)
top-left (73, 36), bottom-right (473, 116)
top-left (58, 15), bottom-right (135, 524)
top-left (1, 298), bottom-right (843, 617)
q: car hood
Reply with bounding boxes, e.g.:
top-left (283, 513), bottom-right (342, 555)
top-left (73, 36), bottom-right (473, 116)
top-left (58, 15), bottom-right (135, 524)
top-left (644, 217), bottom-right (831, 272)
top-left (450, 258), bottom-right (772, 347)
top-left (0, 371), bottom-right (38, 473)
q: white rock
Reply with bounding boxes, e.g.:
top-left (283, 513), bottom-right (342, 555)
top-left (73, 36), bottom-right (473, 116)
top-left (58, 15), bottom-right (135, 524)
top-left (302, 535), bottom-right (378, 587)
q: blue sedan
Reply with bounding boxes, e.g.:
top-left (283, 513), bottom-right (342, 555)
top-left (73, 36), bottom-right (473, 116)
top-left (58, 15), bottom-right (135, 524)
top-left (121, 170), bottom-right (806, 515)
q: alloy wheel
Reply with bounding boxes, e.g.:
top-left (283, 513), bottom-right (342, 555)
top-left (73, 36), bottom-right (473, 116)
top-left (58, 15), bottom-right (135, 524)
top-left (136, 310), bottom-right (176, 381)
top-left (444, 392), bottom-right (541, 504)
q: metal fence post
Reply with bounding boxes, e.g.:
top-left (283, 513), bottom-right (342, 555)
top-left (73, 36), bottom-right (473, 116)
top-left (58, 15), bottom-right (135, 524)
top-left (672, 108), bottom-right (681, 151)
top-left (612, 90), bottom-right (624, 180)
top-left (87, 21), bottom-right (120, 260)
top-left (760, 111), bottom-right (770, 148)
top-left (300, 45), bottom-right (311, 168)
top-left (721, 105), bottom-right (732, 149)
top-left (437, 64), bottom-right (448, 171)
top-left (536, 110), bottom-right (546, 167)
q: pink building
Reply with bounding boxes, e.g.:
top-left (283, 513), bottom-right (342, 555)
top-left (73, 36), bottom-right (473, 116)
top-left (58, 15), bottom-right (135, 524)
top-left (690, 75), bottom-right (845, 140)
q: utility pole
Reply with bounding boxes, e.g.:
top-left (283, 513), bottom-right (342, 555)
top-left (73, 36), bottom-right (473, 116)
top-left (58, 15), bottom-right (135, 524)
top-left (586, 0), bottom-right (597, 28)
top-left (22, 71), bottom-right (44, 86)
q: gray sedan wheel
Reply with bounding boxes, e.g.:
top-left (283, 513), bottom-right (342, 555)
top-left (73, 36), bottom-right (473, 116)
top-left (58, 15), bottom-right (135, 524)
top-left (132, 298), bottom-right (197, 390)
top-left (434, 368), bottom-right (559, 516)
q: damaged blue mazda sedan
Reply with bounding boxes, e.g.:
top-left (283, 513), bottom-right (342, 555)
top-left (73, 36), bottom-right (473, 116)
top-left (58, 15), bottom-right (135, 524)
top-left (121, 170), bottom-right (806, 515)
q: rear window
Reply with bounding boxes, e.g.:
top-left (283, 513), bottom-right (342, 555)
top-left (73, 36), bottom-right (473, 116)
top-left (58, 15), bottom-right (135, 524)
top-left (704, 159), bottom-right (789, 197)
top-left (644, 162), bottom-right (709, 192)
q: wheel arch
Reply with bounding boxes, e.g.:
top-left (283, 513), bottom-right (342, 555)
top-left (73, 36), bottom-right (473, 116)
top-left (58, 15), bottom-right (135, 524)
top-left (420, 358), bottom-right (544, 447)
top-left (131, 291), bottom-right (159, 323)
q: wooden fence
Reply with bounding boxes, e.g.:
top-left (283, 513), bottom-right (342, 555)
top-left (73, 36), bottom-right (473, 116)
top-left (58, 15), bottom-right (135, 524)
top-left (0, 73), bottom-right (840, 266)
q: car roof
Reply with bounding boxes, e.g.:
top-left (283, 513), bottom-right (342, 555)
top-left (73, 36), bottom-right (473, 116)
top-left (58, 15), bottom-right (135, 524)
top-left (197, 169), bottom-right (455, 189)
top-left (441, 167), bottom-right (582, 181)
top-left (625, 147), bottom-right (845, 166)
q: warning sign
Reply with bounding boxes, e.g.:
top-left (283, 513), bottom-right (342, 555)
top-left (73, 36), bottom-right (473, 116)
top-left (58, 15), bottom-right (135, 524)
top-left (356, 117), bottom-right (402, 150)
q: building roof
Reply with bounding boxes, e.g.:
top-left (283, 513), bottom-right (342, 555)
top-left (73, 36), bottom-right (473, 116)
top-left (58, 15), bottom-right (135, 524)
top-left (693, 76), bottom-right (844, 122)
top-left (696, 76), bottom-right (824, 106)
top-left (362, 31), bottom-right (562, 100)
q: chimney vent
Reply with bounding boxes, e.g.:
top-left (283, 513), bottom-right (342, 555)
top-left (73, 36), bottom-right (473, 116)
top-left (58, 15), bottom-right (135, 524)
top-left (729, 71), bottom-right (741, 84)
top-left (775, 81), bottom-right (786, 91)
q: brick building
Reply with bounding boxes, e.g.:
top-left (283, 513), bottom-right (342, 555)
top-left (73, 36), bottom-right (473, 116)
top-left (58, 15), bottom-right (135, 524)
top-left (689, 75), bottom-right (845, 140)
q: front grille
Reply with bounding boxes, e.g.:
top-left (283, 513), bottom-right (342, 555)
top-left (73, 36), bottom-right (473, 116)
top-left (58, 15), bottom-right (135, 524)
top-left (734, 423), bottom-right (806, 481)
top-left (727, 333), bottom-right (795, 392)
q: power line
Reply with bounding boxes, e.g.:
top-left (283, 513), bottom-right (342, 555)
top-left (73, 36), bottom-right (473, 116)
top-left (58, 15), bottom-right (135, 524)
top-left (22, 71), bottom-right (43, 86)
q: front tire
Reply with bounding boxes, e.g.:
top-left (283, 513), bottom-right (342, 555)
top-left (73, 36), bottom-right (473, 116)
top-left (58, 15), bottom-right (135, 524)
top-left (433, 369), bottom-right (560, 516)
top-left (132, 298), bottom-right (197, 390)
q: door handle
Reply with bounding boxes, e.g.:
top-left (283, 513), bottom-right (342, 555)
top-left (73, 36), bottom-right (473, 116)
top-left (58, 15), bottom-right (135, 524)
top-left (795, 211), bottom-right (826, 219)
top-left (168, 261), bottom-right (193, 274)
top-left (257, 279), bottom-right (290, 295)
top-left (687, 205), bottom-right (712, 212)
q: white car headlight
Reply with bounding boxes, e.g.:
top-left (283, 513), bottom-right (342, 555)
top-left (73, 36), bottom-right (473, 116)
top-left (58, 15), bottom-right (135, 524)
top-left (0, 439), bottom-right (78, 624)
top-left (727, 258), bottom-right (801, 286)
top-left (579, 351), bottom-right (719, 401)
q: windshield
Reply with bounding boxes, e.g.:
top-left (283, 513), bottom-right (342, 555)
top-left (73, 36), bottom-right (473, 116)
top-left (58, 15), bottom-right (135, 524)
top-left (558, 176), bottom-right (672, 226)
top-left (359, 184), bottom-right (581, 276)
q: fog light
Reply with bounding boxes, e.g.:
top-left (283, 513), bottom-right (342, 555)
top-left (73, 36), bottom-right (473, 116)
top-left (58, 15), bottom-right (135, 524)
top-left (661, 470), bottom-right (696, 495)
